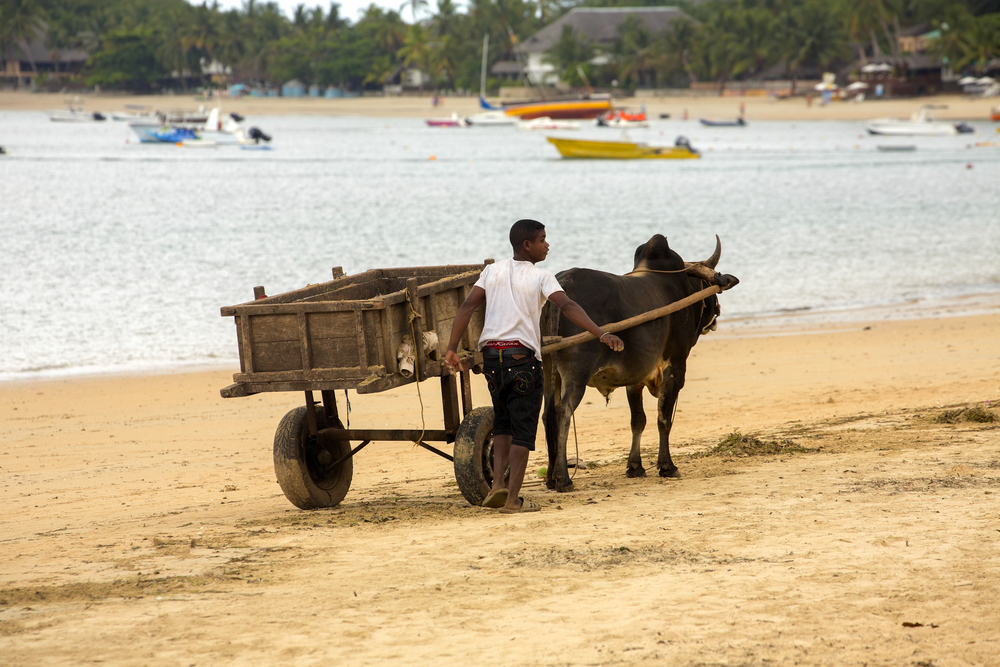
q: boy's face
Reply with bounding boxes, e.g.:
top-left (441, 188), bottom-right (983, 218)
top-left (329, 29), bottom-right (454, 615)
top-left (522, 230), bottom-right (549, 263)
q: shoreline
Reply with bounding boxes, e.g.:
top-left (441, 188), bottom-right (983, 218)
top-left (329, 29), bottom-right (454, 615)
top-left (2, 90), bottom-right (997, 122)
top-left (3, 289), bottom-right (999, 386)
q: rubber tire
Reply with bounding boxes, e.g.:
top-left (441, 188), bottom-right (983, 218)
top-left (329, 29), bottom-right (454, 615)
top-left (453, 406), bottom-right (497, 506)
top-left (273, 406), bottom-right (353, 510)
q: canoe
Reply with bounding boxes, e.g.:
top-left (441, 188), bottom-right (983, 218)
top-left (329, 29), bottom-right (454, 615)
top-left (699, 118), bottom-right (746, 127)
top-left (547, 137), bottom-right (700, 159)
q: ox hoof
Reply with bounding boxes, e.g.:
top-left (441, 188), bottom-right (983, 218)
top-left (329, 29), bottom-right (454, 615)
top-left (658, 467), bottom-right (681, 479)
top-left (626, 466), bottom-right (647, 478)
top-left (545, 478), bottom-right (556, 490)
top-left (555, 482), bottom-right (575, 493)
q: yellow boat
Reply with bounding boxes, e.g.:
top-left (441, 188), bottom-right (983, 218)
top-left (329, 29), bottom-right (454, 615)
top-left (547, 136), bottom-right (700, 159)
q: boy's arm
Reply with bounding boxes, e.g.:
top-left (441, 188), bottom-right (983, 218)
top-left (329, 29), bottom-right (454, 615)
top-left (444, 286), bottom-right (486, 371)
top-left (547, 291), bottom-right (624, 352)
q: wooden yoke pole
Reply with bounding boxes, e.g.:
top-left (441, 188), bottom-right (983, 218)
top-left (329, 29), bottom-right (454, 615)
top-left (541, 284), bottom-right (722, 356)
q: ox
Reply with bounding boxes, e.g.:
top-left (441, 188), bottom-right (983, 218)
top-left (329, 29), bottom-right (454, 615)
top-left (541, 234), bottom-right (738, 492)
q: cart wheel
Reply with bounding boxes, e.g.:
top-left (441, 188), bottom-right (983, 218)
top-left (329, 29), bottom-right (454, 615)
top-left (453, 406), bottom-right (500, 506)
top-left (273, 406), bottom-right (353, 510)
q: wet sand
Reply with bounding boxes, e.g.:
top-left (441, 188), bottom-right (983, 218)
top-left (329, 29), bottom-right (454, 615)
top-left (2, 90), bottom-right (996, 122)
top-left (2, 312), bottom-right (999, 665)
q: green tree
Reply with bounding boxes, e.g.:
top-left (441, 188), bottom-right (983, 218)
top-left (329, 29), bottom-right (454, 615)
top-left (85, 27), bottom-right (164, 90)
top-left (543, 24), bottom-right (594, 87)
top-left (0, 0), bottom-right (47, 85)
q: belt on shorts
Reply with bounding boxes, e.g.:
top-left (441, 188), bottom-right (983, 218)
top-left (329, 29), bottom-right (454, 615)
top-left (482, 344), bottom-right (535, 364)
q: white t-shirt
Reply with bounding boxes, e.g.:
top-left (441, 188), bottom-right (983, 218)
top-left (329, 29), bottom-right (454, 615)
top-left (474, 258), bottom-right (563, 359)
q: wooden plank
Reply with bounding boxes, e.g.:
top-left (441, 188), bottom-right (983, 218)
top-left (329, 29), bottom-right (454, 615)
top-left (362, 310), bottom-right (380, 370)
top-left (234, 317), bottom-right (246, 373)
top-left (355, 310), bottom-right (369, 374)
top-left (298, 312), bottom-right (311, 371)
top-left (223, 300), bottom-right (386, 317)
top-left (440, 375), bottom-right (460, 433)
top-left (415, 271), bottom-right (483, 298)
top-left (311, 337), bottom-right (361, 369)
top-left (251, 340), bottom-right (302, 373)
top-left (220, 383), bottom-right (254, 399)
top-left (323, 428), bottom-right (453, 442)
top-left (306, 311), bottom-right (358, 339)
top-left (234, 380), bottom-right (361, 393)
top-left (382, 264), bottom-right (489, 279)
top-left (239, 314), bottom-right (255, 374)
top-left (249, 314), bottom-right (298, 343)
top-left (320, 390), bottom-right (339, 424)
top-left (379, 308), bottom-right (396, 374)
top-left (233, 365), bottom-right (385, 384)
top-left (405, 278), bottom-right (425, 379)
top-left (253, 286), bottom-right (266, 300)
top-left (355, 372), bottom-right (415, 395)
top-left (460, 370), bottom-right (473, 417)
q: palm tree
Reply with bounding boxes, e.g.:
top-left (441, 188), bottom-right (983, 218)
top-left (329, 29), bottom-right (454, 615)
top-left (782, 2), bottom-right (850, 84)
top-left (730, 7), bottom-right (779, 80)
top-left (397, 23), bottom-right (430, 89)
top-left (1, 0), bottom-right (47, 87)
top-left (659, 17), bottom-right (699, 84)
top-left (836, 0), bottom-right (902, 64)
top-left (543, 24), bottom-right (593, 87)
top-left (613, 15), bottom-right (655, 89)
top-left (399, 0), bottom-right (428, 23)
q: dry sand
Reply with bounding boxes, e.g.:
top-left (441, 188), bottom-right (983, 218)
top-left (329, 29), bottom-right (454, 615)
top-left (2, 89), bottom-right (997, 122)
top-left (2, 312), bottom-right (999, 665)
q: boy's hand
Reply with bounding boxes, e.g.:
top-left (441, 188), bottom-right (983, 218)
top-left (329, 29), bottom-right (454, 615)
top-left (601, 333), bottom-right (624, 352)
top-left (444, 349), bottom-right (464, 373)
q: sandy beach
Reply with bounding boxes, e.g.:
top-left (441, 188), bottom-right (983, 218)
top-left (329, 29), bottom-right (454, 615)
top-left (2, 89), bottom-right (997, 122)
top-left (2, 310), bottom-right (999, 665)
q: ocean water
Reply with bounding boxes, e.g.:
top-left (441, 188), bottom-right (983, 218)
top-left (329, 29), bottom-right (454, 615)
top-left (1, 110), bottom-right (998, 381)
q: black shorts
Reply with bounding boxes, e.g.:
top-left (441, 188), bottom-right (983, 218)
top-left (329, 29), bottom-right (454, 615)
top-left (482, 346), bottom-right (543, 451)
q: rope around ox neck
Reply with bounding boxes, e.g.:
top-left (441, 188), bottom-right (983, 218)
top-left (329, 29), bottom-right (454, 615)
top-left (623, 267), bottom-right (691, 276)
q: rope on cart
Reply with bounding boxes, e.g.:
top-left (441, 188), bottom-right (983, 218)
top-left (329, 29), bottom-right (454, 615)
top-left (406, 297), bottom-right (427, 447)
top-left (344, 390), bottom-right (351, 428)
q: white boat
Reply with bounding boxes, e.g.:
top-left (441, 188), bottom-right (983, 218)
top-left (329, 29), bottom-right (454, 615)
top-left (465, 111), bottom-right (515, 126)
top-left (129, 106), bottom-right (271, 146)
top-left (516, 116), bottom-right (581, 131)
top-left (47, 107), bottom-right (106, 122)
top-left (866, 105), bottom-right (973, 136)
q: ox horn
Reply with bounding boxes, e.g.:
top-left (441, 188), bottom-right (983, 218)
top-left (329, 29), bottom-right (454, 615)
top-left (683, 235), bottom-right (722, 280)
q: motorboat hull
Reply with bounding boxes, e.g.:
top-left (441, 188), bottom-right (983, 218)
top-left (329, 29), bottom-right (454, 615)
top-left (866, 120), bottom-right (957, 136)
top-left (503, 100), bottom-right (612, 120)
top-left (547, 137), bottom-right (699, 159)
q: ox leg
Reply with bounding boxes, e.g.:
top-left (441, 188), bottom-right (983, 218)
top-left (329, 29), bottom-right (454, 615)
top-left (656, 364), bottom-right (685, 479)
top-left (545, 381), bottom-right (587, 493)
top-left (625, 385), bottom-right (646, 478)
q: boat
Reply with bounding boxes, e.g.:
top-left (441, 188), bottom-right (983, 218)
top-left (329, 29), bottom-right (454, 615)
top-left (517, 116), bottom-right (581, 131)
top-left (425, 112), bottom-right (469, 128)
top-left (991, 107), bottom-right (1000, 122)
top-left (597, 110), bottom-right (649, 128)
top-left (865, 105), bottom-right (973, 136)
top-left (481, 95), bottom-right (612, 120)
top-left (47, 107), bottom-right (106, 122)
top-left (876, 145), bottom-right (916, 152)
top-left (547, 136), bottom-right (699, 159)
top-left (110, 105), bottom-right (155, 122)
top-left (474, 32), bottom-right (611, 121)
top-left (699, 118), bottom-right (746, 127)
top-left (129, 105), bottom-right (271, 146)
top-left (465, 111), bottom-right (515, 126)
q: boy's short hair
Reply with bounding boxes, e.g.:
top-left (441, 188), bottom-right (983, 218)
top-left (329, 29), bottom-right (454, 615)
top-left (509, 219), bottom-right (545, 250)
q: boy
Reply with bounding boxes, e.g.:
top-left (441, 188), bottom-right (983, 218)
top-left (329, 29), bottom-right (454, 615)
top-left (444, 219), bottom-right (624, 513)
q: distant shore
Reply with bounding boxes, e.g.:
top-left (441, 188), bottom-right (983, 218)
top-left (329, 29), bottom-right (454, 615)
top-left (2, 90), bottom-right (996, 122)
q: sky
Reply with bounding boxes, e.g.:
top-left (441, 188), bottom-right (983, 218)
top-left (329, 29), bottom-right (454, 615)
top-left (209, 0), bottom-right (434, 24)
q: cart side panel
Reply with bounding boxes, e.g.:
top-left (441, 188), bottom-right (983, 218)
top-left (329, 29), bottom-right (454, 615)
top-left (307, 311), bottom-right (362, 370)
top-left (249, 313), bottom-right (302, 373)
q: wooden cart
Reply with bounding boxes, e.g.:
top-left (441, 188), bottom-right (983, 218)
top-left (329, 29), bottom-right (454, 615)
top-left (219, 263), bottom-right (501, 509)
